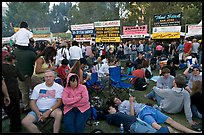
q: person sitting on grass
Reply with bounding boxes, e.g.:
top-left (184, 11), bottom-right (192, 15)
top-left (144, 74), bottom-right (198, 128)
top-left (183, 64), bottom-right (202, 93)
top-left (190, 80), bottom-right (202, 120)
top-left (108, 96), bottom-right (200, 133)
top-left (105, 104), bottom-right (174, 133)
top-left (157, 67), bottom-right (174, 89)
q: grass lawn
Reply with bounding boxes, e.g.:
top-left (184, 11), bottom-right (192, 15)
top-left (2, 61), bottom-right (201, 133)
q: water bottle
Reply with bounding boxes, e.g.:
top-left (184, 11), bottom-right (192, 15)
top-left (120, 123), bottom-right (124, 133)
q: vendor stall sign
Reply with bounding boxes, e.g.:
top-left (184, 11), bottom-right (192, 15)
top-left (94, 20), bottom-right (120, 43)
top-left (152, 32), bottom-right (180, 39)
top-left (71, 23), bottom-right (95, 41)
top-left (188, 25), bottom-right (202, 35)
top-left (32, 27), bottom-right (50, 34)
top-left (123, 25), bottom-right (147, 35)
top-left (153, 13), bottom-right (182, 27)
top-left (153, 26), bottom-right (181, 33)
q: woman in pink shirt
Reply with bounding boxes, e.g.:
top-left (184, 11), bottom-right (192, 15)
top-left (62, 73), bottom-right (91, 133)
top-left (155, 44), bottom-right (163, 57)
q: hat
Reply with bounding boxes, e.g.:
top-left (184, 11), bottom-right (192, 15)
top-left (2, 47), bottom-right (8, 50)
top-left (59, 42), bottom-right (67, 47)
top-left (192, 65), bottom-right (200, 71)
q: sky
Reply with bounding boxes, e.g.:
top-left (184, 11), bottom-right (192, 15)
top-left (2, 2), bottom-right (70, 8)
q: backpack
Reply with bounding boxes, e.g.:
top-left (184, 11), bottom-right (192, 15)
top-left (134, 78), bottom-right (147, 91)
top-left (145, 69), bottom-right (152, 79)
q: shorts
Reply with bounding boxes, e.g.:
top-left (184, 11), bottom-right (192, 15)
top-left (28, 109), bottom-right (49, 122)
top-left (138, 106), bottom-right (168, 126)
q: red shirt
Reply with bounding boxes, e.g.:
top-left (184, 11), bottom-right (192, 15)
top-left (57, 65), bottom-right (70, 82)
top-left (184, 42), bottom-right (192, 54)
top-left (131, 69), bottom-right (145, 84)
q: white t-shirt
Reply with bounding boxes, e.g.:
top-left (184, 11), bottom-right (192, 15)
top-left (11, 28), bottom-right (33, 46)
top-left (30, 82), bottom-right (63, 110)
top-left (69, 46), bottom-right (83, 60)
top-left (55, 48), bottom-right (70, 66)
top-left (98, 62), bottom-right (109, 77)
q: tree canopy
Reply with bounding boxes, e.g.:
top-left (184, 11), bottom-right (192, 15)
top-left (2, 2), bottom-right (202, 37)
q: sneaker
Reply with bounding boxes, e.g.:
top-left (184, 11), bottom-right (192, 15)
top-left (191, 124), bottom-right (202, 132)
top-left (153, 104), bottom-right (161, 111)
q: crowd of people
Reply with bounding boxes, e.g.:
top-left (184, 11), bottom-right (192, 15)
top-left (1, 21), bottom-right (202, 133)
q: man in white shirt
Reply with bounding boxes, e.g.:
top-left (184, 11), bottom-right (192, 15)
top-left (69, 40), bottom-right (83, 67)
top-left (21, 70), bottom-right (63, 133)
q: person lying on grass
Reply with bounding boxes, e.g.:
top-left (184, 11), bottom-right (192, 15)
top-left (108, 95), bottom-right (200, 133)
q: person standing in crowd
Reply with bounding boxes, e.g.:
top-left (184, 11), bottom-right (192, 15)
top-left (144, 41), bottom-right (153, 62)
top-left (55, 42), bottom-right (70, 67)
top-left (123, 42), bottom-right (130, 60)
top-left (176, 40), bottom-right (184, 64)
top-left (2, 53), bottom-right (25, 132)
top-left (69, 40), bottom-right (83, 68)
top-left (85, 43), bottom-right (93, 58)
top-left (130, 40), bottom-right (138, 63)
top-left (13, 41), bottom-right (37, 113)
top-left (11, 21), bottom-right (35, 51)
top-left (32, 46), bottom-right (57, 88)
top-left (191, 39), bottom-right (200, 59)
top-left (197, 40), bottom-right (202, 66)
top-left (183, 39), bottom-right (192, 61)
top-left (62, 73), bottom-right (91, 133)
top-left (21, 70), bottom-right (63, 133)
top-left (2, 76), bottom-right (10, 107)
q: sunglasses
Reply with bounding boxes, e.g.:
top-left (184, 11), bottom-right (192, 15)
top-left (193, 69), bottom-right (199, 71)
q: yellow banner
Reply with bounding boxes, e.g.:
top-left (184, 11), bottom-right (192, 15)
top-left (96, 37), bottom-right (120, 43)
top-left (33, 34), bottom-right (51, 38)
top-left (152, 32), bottom-right (180, 39)
top-left (14, 27), bottom-right (20, 33)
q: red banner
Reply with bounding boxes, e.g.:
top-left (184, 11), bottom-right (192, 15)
top-left (123, 25), bottom-right (147, 35)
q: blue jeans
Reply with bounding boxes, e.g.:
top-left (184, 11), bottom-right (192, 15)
top-left (130, 52), bottom-right (138, 63)
top-left (63, 107), bottom-right (91, 133)
top-left (191, 105), bottom-right (202, 119)
top-left (146, 91), bottom-right (163, 105)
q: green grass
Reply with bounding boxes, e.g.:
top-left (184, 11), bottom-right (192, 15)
top-left (2, 61), bottom-right (201, 133)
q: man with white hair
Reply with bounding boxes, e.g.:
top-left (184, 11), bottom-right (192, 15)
top-left (21, 70), bottom-right (63, 133)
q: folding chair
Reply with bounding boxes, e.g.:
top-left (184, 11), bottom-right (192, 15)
top-left (85, 72), bottom-right (108, 98)
top-left (109, 66), bottom-right (135, 100)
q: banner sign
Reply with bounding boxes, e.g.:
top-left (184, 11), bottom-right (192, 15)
top-left (32, 27), bottom-right (50, 34)
top-left (153, 13), bottom-right (182, 27)
top-left (121, 34), bottom-right (149, 39)
top-left (71, 23), bottom-right (95, 41)
top-left (33, 34), bottom-right (51, 38)
top-left (94, 20), bottom-right (120, 43)
top-left (123, 25), bottom-right (148, 35)
top-left (152, 26), bottom-right (181, 33)
top-left (71, 23), bottom-right (94, 30)
top-left (94, 20), bottom-right (120, 28)
top-left (188, 25), bottom-right (202, 35)
top-left (152, 32), bottom-right (180, 39)
top-left (95, 27), bottom-right (120, 42)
